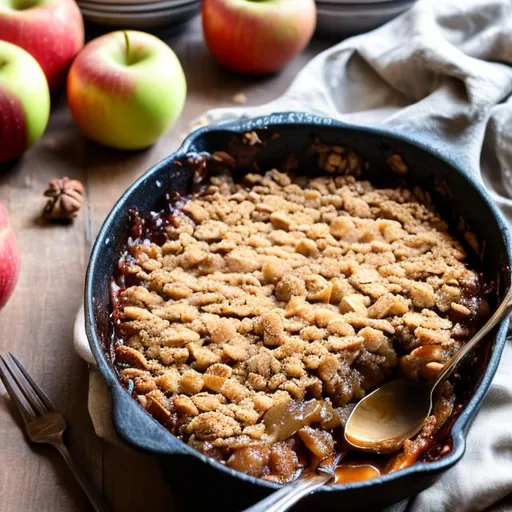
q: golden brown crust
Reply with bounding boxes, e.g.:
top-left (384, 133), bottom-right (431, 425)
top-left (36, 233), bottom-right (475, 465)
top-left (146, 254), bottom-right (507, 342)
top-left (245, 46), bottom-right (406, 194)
top-left (114, 168), bottom-right (483, 481)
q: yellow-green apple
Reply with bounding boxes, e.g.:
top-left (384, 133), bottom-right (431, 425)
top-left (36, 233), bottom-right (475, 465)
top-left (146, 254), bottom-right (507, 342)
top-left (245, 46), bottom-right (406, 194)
top-left (67, 31), bottom-right (187, 151)
top-left (0, 203), bottom-right (20, 309)
top-left (0, 41), bottom-right (50, 163)
top-left (202, 0), bottom-right (316, 75)
top-left (0, 0), bottom-right (84, 90)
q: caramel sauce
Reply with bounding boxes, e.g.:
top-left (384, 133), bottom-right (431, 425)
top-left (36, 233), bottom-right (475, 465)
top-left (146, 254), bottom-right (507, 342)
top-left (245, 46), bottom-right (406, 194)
top-left (333, 463), bottom-right (381, 484)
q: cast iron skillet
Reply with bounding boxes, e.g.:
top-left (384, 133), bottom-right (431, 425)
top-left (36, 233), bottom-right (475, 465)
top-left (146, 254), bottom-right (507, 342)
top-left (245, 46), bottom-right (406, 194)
top-left (85, 112), bottom-right (512, 511)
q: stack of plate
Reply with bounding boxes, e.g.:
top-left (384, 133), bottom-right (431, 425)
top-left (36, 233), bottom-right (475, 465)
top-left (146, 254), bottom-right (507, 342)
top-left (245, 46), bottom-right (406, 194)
top-left (78, 0), bottom-right (201, 29)
top-left (316, 0), bottom-right (416, 38)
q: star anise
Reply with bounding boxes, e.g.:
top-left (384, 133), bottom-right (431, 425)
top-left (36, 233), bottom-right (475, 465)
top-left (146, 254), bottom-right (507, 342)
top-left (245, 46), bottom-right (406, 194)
top-left (43, 177), bottom-right (85, 221)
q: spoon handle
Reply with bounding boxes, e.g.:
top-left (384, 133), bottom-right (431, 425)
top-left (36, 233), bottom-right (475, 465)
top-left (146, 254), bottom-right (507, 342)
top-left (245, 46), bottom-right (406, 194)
top-left (243, 472), bottom-right (330, 512)
top-left (433, 286), bottom-right (512, 390)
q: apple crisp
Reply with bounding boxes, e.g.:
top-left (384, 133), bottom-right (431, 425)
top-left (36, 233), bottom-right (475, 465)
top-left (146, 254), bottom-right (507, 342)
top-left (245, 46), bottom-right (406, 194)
top-left (112, 152), bottom-right (488, 484)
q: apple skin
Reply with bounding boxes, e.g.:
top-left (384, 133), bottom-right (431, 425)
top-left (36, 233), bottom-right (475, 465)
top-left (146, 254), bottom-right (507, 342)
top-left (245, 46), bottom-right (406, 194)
top-left (67, 31), bottom-right (187, 151)
top-left (0, 40), bottom-right (50, 163)
top-left (0, 0), bottom-right (84, 91)
top-left (0, 203), bottom-right (20, 310)
top-left (202, 0), bottom-right (316, 75)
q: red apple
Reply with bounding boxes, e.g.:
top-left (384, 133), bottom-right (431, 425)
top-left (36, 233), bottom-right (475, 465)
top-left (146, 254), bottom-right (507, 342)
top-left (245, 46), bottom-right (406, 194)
top-left (202, 0), bottom-right (316, 75)
top-left (0, 0), bottom-right (84, 90)
top-left (0, 203), bottom-right (20, 309)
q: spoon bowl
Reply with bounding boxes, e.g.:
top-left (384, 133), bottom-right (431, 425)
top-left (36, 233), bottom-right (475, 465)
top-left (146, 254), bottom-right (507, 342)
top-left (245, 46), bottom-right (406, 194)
top-left (345, 380), bottom-right (432, 453)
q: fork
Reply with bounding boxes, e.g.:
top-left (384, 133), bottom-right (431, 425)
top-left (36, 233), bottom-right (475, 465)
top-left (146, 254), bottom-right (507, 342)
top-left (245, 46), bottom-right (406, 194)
top-left (243, 452), bottom-right (343, 512)
top-left (0, 353), bottom-right (111, 512)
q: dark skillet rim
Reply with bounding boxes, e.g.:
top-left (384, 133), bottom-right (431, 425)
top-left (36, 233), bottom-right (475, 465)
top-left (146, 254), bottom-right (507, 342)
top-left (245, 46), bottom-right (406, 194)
top-left (85, 111), bottom-right (512, 493)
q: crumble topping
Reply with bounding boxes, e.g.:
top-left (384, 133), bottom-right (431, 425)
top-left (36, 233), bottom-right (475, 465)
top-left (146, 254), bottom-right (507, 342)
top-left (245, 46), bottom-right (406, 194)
top-left (113, 166), bottom-right (486, 483)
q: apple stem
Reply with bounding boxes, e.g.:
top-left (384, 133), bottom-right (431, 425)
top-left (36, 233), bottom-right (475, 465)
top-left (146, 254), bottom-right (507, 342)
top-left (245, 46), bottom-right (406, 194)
top-left (123, 31), bottom-right (131, 65)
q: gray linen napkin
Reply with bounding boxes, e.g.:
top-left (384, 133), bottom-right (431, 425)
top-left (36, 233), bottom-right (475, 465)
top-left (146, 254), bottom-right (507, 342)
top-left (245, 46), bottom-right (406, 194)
top-left (75, 0), bottom-right (512, 509)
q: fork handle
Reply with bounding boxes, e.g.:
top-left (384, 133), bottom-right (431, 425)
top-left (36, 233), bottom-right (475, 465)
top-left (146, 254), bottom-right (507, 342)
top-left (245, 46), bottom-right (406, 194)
top-left (52, 441), bottom-right (112, 512)
top-left (243, 472), bottom-right (330, 512)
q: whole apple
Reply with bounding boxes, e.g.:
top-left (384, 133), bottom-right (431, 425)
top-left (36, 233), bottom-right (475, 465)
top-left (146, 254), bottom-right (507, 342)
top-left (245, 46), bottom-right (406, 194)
top-left (0, 203), bottom-right (20, 309)
top-left (0, 0), bottom-right (84, 91)
top-left (0, 41), bottom-right (50, 163)
top-left (202, 0), bottom-right (316, 75)
top-left (67, 31), bottom-right (187, 151)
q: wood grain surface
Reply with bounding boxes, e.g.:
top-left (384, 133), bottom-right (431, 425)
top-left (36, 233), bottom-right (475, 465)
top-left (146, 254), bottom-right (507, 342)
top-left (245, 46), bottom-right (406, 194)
top-left (1, 16), bottom-right (510, 512)
top-left (0, 16), bottom-right (331, 512)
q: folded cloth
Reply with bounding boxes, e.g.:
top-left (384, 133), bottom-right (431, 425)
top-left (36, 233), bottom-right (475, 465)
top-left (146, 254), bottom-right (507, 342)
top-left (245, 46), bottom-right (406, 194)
top-left (75, 0), bottom-right (512, 509)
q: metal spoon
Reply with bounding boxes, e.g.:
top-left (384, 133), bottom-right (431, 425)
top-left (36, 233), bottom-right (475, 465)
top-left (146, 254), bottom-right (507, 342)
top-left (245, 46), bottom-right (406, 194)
top-left (243, 453), bottom-right (342, 512)
top-left (344, 287), bottom-right (512, 453)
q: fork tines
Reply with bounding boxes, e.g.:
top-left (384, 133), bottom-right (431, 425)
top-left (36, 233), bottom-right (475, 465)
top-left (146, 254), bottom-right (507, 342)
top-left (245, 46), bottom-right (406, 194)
top-left (0, 353), bottom-right (54, 423)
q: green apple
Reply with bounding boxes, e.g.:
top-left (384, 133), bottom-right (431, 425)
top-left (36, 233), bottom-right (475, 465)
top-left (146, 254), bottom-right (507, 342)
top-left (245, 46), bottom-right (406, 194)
top-left (67, 30), bottom-right (187, 150)
top-left (0, 40), bottom-right (50, 163)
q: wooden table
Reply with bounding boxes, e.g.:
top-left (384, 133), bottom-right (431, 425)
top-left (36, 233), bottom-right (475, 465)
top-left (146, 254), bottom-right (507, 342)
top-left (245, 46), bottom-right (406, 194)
top-left (3, 18), bottom-right (512, 512)
top-left (0, 17), bottom-right (332, 512)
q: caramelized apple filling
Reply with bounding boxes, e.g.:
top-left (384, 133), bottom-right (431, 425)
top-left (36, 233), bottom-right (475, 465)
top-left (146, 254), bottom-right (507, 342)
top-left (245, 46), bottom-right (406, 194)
top-left (112, 155), bottom-right (488, 484)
